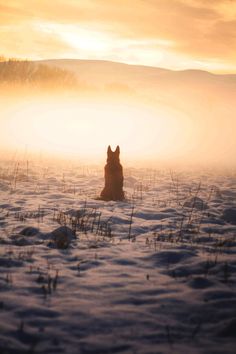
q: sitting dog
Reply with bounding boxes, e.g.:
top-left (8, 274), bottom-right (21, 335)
top-left (100, 145), bottom-right (125, 201)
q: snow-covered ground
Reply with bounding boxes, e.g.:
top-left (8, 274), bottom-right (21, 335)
top-left (0, 159), bottom-right (236, 354)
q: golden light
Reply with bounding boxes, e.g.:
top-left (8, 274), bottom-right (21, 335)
top-left (0, 97), bottom-right (193, 163)
top-left (37, 23), bottom-right (110, 54)
top-left (60, 28), bottom-right (109, 53)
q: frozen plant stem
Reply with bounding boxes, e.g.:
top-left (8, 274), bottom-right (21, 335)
top-left (128, 206), bottom-right (134, 240)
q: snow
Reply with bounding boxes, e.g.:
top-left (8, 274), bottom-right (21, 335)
top-left (0, 159), bottom-right (236, 353)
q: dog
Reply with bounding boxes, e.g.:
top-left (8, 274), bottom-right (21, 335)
top-left (100, 145), bottom-right (125, 201)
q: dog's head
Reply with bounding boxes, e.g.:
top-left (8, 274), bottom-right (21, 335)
top-left (107, 145), bottom-right (120, 164)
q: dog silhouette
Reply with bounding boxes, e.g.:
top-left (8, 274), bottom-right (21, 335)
top-left (100, 145), bottom-right (125, 201)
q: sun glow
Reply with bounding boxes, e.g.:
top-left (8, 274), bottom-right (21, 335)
top-left (57, 26), bottom-right (110, 53)
top-left (0, 97), bottom-right (192, 163)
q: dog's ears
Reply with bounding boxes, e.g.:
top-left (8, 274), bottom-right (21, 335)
top-left (115, 146), bottom-right (120, 155)
top-left (107, 145), bottom-right (120, 157)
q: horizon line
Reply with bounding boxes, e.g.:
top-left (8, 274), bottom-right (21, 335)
top-left (1, 54), bottom-right (236, 76)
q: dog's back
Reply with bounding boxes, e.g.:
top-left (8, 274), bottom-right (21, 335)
top-left (100, 146), bottom-right (124, 201)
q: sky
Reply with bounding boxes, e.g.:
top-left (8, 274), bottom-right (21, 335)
top-left (1, 0), bottom-right (236, 72)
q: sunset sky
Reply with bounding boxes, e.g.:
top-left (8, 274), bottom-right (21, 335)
top-left (1, 0), bottom-right (236, 72)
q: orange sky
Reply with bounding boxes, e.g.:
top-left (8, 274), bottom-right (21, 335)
top-left (1, 0), bottom-right (236, 72)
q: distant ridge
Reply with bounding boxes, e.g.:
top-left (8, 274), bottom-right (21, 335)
top-left (0, 58), bottom-right (235, 102)
top-left (36, 58), bottom-right (236, 77)
top-left (32, 58), bottom-right (236, 89)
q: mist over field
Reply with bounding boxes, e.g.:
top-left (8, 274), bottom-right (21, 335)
top-left (1, 59), bottom-right (235, 167)
top-left (1, 85), bottom-right (236, 353)
top-left (1, 1), bottom-right (236, 352)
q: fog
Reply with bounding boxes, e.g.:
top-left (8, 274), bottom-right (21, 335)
top-left (0, 59), bottom-right (235, 168)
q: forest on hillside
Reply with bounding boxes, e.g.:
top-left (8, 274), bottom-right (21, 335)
top-left (0, 57), bottom-right (76, 88)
